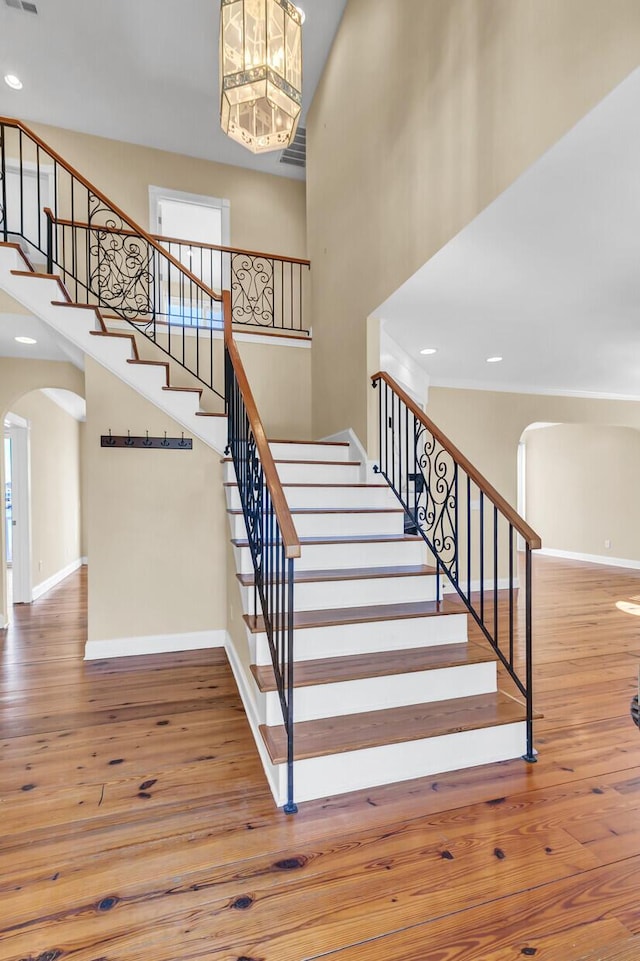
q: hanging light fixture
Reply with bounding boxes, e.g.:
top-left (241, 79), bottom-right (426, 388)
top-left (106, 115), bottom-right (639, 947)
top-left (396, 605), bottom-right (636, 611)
top-left (219, 0), bottom-right (303, 154)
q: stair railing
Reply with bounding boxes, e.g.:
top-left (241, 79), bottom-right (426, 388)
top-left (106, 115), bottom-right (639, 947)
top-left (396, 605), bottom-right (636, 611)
top-left (224, 291), bottom-right (300, 813)
top-left (39, 219), bottom-right (311, 337)
top-left (1, 116), bottom-right (303, 810)
top-left (152, 234), bottom-right (310, 335)
top-left (0, 117), bottom-right (225, 397)
top-left (372, 371), bottom-right (541, 761)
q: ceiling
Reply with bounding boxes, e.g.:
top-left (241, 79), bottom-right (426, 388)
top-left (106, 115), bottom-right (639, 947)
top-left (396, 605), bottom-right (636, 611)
top-left (0, 0), bottom-right (347, 182)
top-left (377, 68), bottom-right (640, 400)
top-left (0, 310), bottom-right (84, 367)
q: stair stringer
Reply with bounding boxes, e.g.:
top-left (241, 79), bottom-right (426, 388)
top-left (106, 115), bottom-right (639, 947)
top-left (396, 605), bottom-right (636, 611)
top-left (0, 244), bottom-right (227, 453)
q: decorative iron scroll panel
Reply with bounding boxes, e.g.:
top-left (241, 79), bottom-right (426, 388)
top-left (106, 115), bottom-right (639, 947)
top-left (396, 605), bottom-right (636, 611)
top-left (231, 252), bottom-right (274, 327)
top-left (373, 374), bottom-right (536, 762)
top-left (225, 345), bottom-right (297, 813)
top-left (88, 193), bottom-right (154, 319)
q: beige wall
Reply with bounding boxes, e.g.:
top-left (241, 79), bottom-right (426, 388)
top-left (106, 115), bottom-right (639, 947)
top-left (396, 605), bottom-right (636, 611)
top-left (0, 290), bottom-right (29, 314)
top-left (0, 359), bottom-right (84, 626)
top-left (524, 423), bottom-right (640, 562)
top-left (237, 337), bottom-right (311, 440)
top-left (425, 387), bottom-right (640, 531)
top-left (29, 122), bottom-right (307, 258)
top-left (12, 390), bottom-right (82, 586)
top-left (84, 358), bottom-right (228, 643)
top-left (307, 0), bottom-right (640, 445)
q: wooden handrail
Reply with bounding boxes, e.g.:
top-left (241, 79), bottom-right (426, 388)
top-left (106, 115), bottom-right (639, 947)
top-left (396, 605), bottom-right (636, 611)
top-left (0, 117), bottom-right (222, 303)
top-left (371, 370), bottom-right (542, 550)
top-left (224, 291), bottom-right (301, 559)
top-left (43, 211), bottom-right (311, 267)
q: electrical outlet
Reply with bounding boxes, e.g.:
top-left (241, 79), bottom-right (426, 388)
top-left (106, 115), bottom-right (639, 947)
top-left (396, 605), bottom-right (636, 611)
top-left (38, 559), bottom-right (43, 571)
top-left (604, 539), bottom-right (611, 550)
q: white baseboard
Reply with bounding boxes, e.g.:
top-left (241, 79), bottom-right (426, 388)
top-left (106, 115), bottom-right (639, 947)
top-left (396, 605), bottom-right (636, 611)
top-left (0, 612), bottom-right (8, 630)
top-left (84, 628), bottom-right (227, 660)
top-left (32, 557), bottom-right (84, 601)
top-left (538, 547), bottom-right (640, 571)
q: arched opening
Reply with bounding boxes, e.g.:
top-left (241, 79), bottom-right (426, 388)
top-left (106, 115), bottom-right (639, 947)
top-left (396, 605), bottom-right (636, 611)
top-left (518, 421), bottom-right (640, 568)
top-left (2, 388), bottom-right (86, 626)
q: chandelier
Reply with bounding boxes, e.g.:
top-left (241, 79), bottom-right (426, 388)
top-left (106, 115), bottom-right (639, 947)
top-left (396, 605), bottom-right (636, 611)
top-left (219, 0), bottom-right (303, 154)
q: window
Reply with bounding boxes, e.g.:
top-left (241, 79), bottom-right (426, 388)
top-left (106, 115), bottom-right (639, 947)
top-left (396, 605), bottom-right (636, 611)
top-left (149, 187), bottom-right (230, 327)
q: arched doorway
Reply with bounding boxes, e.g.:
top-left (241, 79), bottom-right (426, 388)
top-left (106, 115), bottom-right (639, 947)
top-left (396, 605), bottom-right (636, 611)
top-left (518, 421), bottom-right (640, 569)
top-left (2, 388), bottom-right (85, 624)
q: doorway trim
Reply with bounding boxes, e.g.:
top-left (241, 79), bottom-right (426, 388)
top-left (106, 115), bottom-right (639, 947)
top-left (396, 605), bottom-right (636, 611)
top-left (6, 413), bottom-right (32, 607)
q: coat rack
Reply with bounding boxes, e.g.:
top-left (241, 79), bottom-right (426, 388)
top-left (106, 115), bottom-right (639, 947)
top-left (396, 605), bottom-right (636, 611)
top-left (101, 430), bottom-right (193, 450)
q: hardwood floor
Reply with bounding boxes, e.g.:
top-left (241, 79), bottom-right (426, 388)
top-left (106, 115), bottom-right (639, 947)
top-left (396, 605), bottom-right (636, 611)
top-left (0, 555), bottom-right (639, 961)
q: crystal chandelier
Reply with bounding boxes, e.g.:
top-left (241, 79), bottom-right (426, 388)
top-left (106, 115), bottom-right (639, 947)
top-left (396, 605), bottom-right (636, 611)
top-left (219, 0), bottom-right (303, 154)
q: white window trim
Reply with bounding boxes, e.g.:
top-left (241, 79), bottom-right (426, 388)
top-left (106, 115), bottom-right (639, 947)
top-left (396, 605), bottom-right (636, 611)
top-left (148, 185), bottom-right (231, 246)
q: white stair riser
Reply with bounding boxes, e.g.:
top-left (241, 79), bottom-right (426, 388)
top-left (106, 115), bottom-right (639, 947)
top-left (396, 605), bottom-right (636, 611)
top-left (223, 460), bottom-right (361, 485)
top-left (239, 571), bottom-right (437, 615)
top-left (273, 722), bottom-right (527, 806)
top-left (225, 484), bottom-right (397, 511)
top-left (269, 442), bottom-right (350, 462)
top-left (233, 538), bottom-right (427, 574)
top-left (262, 662), bottom-right (497, 724)
top-left (250, 613), bottom-right (469, 664)
top-left (228, 510), bottom-right (404, 540)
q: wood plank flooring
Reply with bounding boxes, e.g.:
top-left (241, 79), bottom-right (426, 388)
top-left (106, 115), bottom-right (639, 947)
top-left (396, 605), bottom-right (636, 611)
top-left (1, 555), bottom-right (639, 961)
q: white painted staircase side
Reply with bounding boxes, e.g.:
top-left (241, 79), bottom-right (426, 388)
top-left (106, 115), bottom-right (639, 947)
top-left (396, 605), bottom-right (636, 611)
top-left (0, 244), bottom-right (227, 453)
top-left (227, 439), bottom-right (529, 807)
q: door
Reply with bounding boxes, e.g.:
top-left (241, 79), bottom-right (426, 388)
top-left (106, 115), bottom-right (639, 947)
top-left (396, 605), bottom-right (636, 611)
top-left (7, 418), bottom-right (32, 605)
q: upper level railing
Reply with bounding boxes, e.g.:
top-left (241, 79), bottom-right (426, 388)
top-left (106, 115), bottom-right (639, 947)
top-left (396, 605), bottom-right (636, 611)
top-left (41, 216), bottom-right (311, 337)
top-left (224, 290), bottom-right (300, 813)
top-left (372, 370), bottom-right (541, 761)
top-left (0, 117), bottom-right (225, 397)
top-left (154, 234), bottom-right (310, 335)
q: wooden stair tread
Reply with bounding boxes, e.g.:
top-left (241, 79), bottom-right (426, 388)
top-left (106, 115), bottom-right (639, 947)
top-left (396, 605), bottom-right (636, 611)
top-left (268, 439), bottom-right (349, 446)
top-left (195, 411), bottom-right (226, 417)
top-left (238, 563), bottom-right (436, 587)
top-left (224, 481), bottom-right (389, 489)
top-left (222, 457), bottom-right (361, 467)
top-left (244, 597), bottom-right (463, 633)
top-left (232, 532), bottom-right (422, 548)
top-left (260, 691), bottom-right (527, 763)
top-left (251, 640), bottom-right (495, 692)
top-left (228, 506), bottom-right (403, 516)
top-left (162, 385), bottom-right (203, 395)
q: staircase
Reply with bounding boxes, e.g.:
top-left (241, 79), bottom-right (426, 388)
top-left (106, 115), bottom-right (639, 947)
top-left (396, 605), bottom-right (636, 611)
top-left (0, 116), bottom-right (538, 811)
top-left (0, 243), bottom-right (228, 452)
top-left (225, 439), bottom-right (529, 806)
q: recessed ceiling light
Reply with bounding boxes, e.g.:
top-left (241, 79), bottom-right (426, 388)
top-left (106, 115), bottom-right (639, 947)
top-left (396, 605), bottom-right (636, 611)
top-left (4, 74), bottom-right (23, 90)
top-left (420, 347), bottom-right (437, 356)
top-left (15, 335), bottom-right (37, 345)
top-left (296, 5), bottom-right (306, 23)
top-left (486, 356), bottom-right (503, 363)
